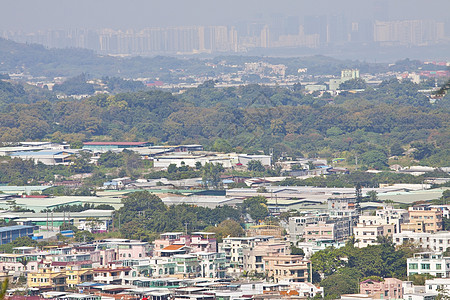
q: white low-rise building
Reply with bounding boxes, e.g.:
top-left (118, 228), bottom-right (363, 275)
top-left (393, 231), bottom-right (450, 252)
top-left (408, 252), bottom-right (450, 278)
top-left (153, 152), bottom-right (238, 168)
top-left (288, 214), bottom-right (329, 242)
top-left (237, 154), bottom-right (272, 167)
top-left (354, 223), bottom-right (395, 248)
top-left (296, 240), bottom-right (346, 258)
top-left (425, 278), bottom-right (450, 294)
top-left (403, 293), bottom-right (438, 300)
top-left (220, 236), bottom-right (274, 269)
top-left (375, 205), bottom-right (409, 232)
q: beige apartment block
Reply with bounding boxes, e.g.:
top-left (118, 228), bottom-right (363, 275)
top-left (402, 206), bottom-right (442, 233)
top-left (263, 255), bottom-right (310, 283)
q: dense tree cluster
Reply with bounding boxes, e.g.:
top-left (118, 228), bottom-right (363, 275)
top-left (116, 191), bottom-right (242, 241)
top-left (339, 78), bottom-right (367, 90)
top-left (241, 196), bottom-right (269, 222)
top-left (53, 74), bottom-right (95, 95)
top-left (0, 157), bottom-right (72, 185)
top-left (279, 171), bottom-right (426, 188)
top-left (42, 203), bottom-right (114, 213)
top-left (0, 236), bottom-right (37, 253)
top-left (0, 79), bottom-right (447, 170)
top-left (102, 76), bottom-right (146, 93)
top-left (312, 238), bottom-right (409, 299)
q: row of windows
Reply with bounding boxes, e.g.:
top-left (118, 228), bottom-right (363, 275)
top-left (412, 216), bottom-right (435, 219)
top-left (32, 278), bottom-right (49, 283)
top-left (409, 263), bottom-right (442, 270)
top-left (396, 238), bottom-right (450, 244)
top-left (307, 231), bottom-right (333, 235)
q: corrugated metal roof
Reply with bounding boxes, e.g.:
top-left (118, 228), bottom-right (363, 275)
top-left (0, 225), bottom-right (34, 232)
top-left (84, 142), bottom-right (148, 146)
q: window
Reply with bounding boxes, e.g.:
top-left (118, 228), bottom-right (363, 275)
top-left (409, 263), bottom-right (418, 270)
top-left (421, 263), bottom-right (431, 270)
top-left (436, 264), bottom-right (442, 270)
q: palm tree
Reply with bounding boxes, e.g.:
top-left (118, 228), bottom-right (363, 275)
top-left (0, 278), bottom-right (9, 300)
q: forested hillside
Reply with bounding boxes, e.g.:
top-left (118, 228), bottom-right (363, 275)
top-left (0, 78), bottom-right (448, 167)
top-left (2, 38), bottom-right (443, 79)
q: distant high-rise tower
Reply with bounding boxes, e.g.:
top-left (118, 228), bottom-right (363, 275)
top-left (304, 15), bottom-right (328, 45)
top-left (285, 16), bottom-right (300, 35)
top-left (260, 25), bottom-right (270, 48)
top-left (373, 0), bottom-right (389, 21)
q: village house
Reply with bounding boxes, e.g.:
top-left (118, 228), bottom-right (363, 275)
top-left (243, 240), bottom-right (290, 273)
top-left (220, 236), bottom-right (274, 269)
top-left (359, 278), bottom-right (403, 300)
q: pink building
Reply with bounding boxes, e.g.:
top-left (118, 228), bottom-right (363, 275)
top-left (75, 244), bottom-right (118, 266)
top-left (360, 278), bottom-right (403, 299)
top-left (97, 239), bottom-right (148, 260)
top-left (154, 232), bottom-right (184, 255)
top-left (153, 232), bottom-right (217, 256)
top-left (0, 254), bottom-right (39, 274)
top-left (89, 249), bottom-right (117, 266)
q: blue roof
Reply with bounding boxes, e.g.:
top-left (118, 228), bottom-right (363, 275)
top-left (77, 282), bottom-right (106, 287)
top-left (0, 225), bottom-right (34, 233)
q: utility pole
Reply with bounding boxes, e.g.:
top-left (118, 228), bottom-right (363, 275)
top-left (275, 195), bottom-right (279, 216)
top-left (184, 222), bottom-right (188, 235)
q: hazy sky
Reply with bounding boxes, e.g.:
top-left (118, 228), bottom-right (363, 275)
top-left (2, 0), bottom-right (449, 31)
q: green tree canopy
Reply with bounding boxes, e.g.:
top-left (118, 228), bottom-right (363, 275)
top-left (242, 196), bottom-right (269, 222)
top-left (361, 150), bottom-right (388, 169)
top-left (247, 160), bottom-right (266, 172)
top-left (205, 219), bottom-right (244, 242)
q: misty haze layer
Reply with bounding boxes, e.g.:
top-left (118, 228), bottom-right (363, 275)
top-left (2, 0), bottom-right (450, 30)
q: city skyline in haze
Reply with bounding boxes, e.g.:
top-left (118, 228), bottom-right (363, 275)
top-left (2, 0), bottom-right (450, 31)
top-left (2, 0), bottom-right (450, 60)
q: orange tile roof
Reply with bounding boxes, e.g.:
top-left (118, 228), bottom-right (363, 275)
top-left (162, 244), bottom-right (186, 251)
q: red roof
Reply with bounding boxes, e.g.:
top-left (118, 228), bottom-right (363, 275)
top-left (84, 142), bottom-right (148, 146)
top-left (52, 260), bottom-right (92, 266)
top-left (93, 267), bottom-right (131, 272)
top-left (162, 244), bottom-right (186, 251)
